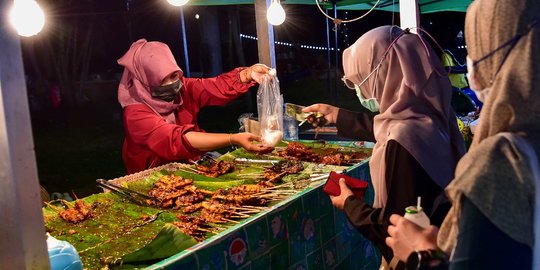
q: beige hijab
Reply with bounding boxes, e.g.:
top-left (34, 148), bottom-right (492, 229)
top-left (438, 0), bottom-right (540, 254)
top-left (342, 26), bottom-right (465, 208)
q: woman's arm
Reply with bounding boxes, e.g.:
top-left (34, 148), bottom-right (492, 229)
top-left (184, 131), bottom-right (273, 153)
top-left (302, 104), bottom-right (376, 141)
top-left (335, 108), bottom-right (377, 141)
top-left (183, 64), bottom-right (270, 108)
top-left (386, 196), bottom-right (533, 269)
top-left (332, 140), bottom-right (443, 261)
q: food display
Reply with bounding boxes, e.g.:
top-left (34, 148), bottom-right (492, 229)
top-left (277, 141), bottom-right (370, 165)
top-left (54, 199), bottom-right (96, 224)
top-left (194, 158), bottom-right (235, 178)
top-left (43, 140), bottom-right (372, 269)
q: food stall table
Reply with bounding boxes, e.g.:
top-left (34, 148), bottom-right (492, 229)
top-left (146, 159), bottom-right (381, 270)
top-left (43, 141), bottom-right (380, 270)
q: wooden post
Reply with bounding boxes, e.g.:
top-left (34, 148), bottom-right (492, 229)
top-left (254, 0), bottom-right (276, 68)
top-left (400, 0), bottom-right (420, 33)
top-left (0, 2), bottom-right (49, 269)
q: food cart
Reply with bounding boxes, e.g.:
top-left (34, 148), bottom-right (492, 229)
top-left (43, 142), bottom-right (381, 270)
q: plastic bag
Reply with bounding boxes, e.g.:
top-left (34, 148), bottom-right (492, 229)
top-left (257, 73), bottom-right (283, 147)
top-left (238, 113), bottom-right (261, 135)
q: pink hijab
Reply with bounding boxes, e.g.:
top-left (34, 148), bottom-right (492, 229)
top-left (343, 26), bottom-right (466, 208)
top-left (117, 39), bottom-right (183, 124)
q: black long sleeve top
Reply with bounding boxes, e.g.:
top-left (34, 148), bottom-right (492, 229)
top-left (335, 108), bottom-right (450, 262)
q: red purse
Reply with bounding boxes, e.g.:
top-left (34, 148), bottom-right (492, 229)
top-left (323, 171), bottom-right (368, 200)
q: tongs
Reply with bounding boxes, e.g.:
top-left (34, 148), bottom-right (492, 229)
top-left (96, 179), bottom-right (157, 206)
top-left (233, 157), bottom-right (281, 165)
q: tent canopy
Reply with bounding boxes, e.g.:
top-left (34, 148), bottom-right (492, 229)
top-left (187, 0), bottom-right (472, 14)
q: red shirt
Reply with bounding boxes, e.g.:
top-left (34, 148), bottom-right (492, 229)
top-left (122, 68), bottom-right (254, 174)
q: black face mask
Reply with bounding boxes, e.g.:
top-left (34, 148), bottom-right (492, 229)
top-left (151, 79), bottom-right (183, 102)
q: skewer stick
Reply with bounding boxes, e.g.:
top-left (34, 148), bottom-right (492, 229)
top-left (234, 205), bottom-right (267, 210)
top-left (44, 201), bottom-right (62, 213)
top-left (236, 210), bottom-right (262, 215)
top-left (263, 183), bottom-right (294, 190)
top-left (230, 213), bottom-right (250, 218)
top-left (223, 218), bottom-right (240, 224)
top-left (71, 191), bottom-right (79, 201)
top-left (236, 172), bottom-right (263, 176)
top-left (175, 168), bottom-right (201, 175)
top-left (197, 227), bottom-right (214, 233)
top-left (269, 190), bottom-right (296, 193)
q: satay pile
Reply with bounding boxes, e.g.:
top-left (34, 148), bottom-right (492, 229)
top-left (147, 175), bottom-right (213, 208)
top-left (262, 160), bottom-right (304, 185)
top-left (195, 160), bottom-right (235, 178)
top-left (277, 142), bottom-right (367, 166)
top-left (169, 182), bottom-right (295, 241)
top-left (58, 200), bottom-right (95, 224)
top-left (277, 142), bottom-right (320, 162)
top-left (173, 214), bottom-right (217, 241)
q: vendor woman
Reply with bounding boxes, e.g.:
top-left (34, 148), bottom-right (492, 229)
top-left (303, 26), bottom-right (466, 266)
top-left (117, 39), bottom-right (272, 174)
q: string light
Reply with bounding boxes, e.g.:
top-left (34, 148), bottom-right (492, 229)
top-left (240, 34), bottom-right (340, 51)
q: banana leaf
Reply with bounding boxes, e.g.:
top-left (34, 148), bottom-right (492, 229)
top-left (120, 224), bottom-right (198, 265)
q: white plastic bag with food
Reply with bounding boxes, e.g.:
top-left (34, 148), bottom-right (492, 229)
top-left (257, 71), bottom-right (283, 147)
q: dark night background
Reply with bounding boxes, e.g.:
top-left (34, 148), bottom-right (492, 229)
top-left (19, 0), bottom-right (465, 197)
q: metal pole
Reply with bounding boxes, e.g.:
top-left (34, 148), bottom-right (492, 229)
top-left (325, 8), bottom-right (331, 99)
top-left (180, 7), bottom-right (191, 77)
top-left (254, 0), bottom-right (277, 68)
top-left (400, 0), bottom-right (420, 33)
top-left (0, 1), bottom-right (49, 268)
top-left (333, 1), bottom-right (339, 102)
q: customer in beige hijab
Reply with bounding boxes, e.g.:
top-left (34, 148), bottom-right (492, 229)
top-left (385, 0), bottom-right (539, 268)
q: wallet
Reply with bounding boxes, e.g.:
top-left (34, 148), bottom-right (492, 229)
top-left (323, 171), bottom-right (368, 200)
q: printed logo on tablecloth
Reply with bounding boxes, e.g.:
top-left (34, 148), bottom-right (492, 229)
top-left (228, 237), bottom-right (247, 266)
top-left (271, 215), bottom-right (287, 239)
top-left (301, 217), bottom-right (315, 241)
top-left (325, 248), bottom-right (336, 266)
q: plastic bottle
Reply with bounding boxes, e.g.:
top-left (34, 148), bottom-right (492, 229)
top-left (403, 197), bottom-right (430, 229)
top-left (47, 233), bottom-right (83, 270)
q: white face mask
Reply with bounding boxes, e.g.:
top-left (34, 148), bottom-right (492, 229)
top-left (466, 56), bottom-right (490, 103)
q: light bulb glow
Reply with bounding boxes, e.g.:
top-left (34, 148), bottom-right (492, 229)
top-left (267, 1), bottom-right (285, 26)
top-left (9, 0), bottom-right (45, 37)
top-left (167, 0), bottom-right (189, 7)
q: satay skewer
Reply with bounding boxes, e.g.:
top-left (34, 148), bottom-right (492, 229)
top-left (44, 201), bottom-right (62, 213)
top-left (195, 227), bottom-right (216, 233)
top-left (233, 205), bottom-right (267, 210)
top-left (263, 183), bottom-right (295, 189)
top-left (222, 218), bottom-right (240, 224)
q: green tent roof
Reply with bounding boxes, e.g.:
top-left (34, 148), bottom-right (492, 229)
top-left (337, 0), bottom-right (471, 13)
top-left (186, 0), bottom-right (471, 13)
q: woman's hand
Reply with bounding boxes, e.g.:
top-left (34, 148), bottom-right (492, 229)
top-left (329, 178), bottom-right (354, 210)
top-left (385, 214), bottom-right (440, 262)
top-left (303, 104), bottom-right (339, 125)
top-left (232, 132), bottom-right (274, 154)
top-left (241, 64), bottom-right (272, 84)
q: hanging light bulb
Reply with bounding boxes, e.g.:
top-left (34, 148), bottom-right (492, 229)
top-left (9, 0), bottom-right (45, 37)
top-left (167, 0), bottom-right (189, 6)
top-left (267, 0), bottom-right (285, 26)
